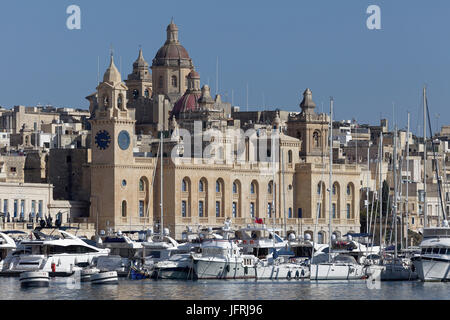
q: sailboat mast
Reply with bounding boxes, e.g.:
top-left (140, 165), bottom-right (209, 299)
top-left (328, 98), bottom-right (333, 262)
top-left (160, 124), bottom-right (164, 236)
top-left (366, 147), bottom-right (370, 234)
top-left (406, 112), bottom-right (410, 249)
top-left (423, 86), bottom-right (428, 228)
top-left (393, 125), bottom-right (398, 259)
top-left (379, 132), bottom-right (383, 250)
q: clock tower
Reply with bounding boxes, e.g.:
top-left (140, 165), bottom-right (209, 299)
top-left (90, 54), bottom-right (136, 233)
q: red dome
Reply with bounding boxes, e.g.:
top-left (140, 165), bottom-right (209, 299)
top-left (172, 92), bottom-right (201, 117)
top-left (154, 43), bottom-right (190, 61)
top-left (188, 70), bottom-right (200, 79)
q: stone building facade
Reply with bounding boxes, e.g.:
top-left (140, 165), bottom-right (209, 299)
top-left (86, 20), bottom-right (362, 240)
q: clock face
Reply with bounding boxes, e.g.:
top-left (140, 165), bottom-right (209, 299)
top-left (95, 130), bottom-right (111, 150)
top-left (118, 130), bottom-right (131, 150)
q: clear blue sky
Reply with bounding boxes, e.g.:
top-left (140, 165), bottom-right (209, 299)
top-left (0, 0), bottom-right (449, 135)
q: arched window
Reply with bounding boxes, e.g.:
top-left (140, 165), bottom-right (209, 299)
top-left (250, 183), bottom-right (255, 194)
top-left (144, 89), bottom-right (149, 98)
top-left (317, 183), bottom-right (322, 195)
top-left (133, 89), bottom-right (139, 99)
top-left (118, 94), bottom-right (123, 109)
top-left (313, 131), bottom-right (320, 148)
top-left (199, 180), bottom-right (204, 192)
top-left (268, 181), bottom-right (273, 194)
top-left (103, 95), bottom-right (109, 107)
top-left (182, 179), bottom-right (187, 192)
top-left (122, 201), bottom-right (127, 217)
top-left (347, 184), bottom-right (351, 196)
top-left (318, 231), bottom-right (325, 244)
top-left (158, 76), bottom-right (163, 88)
top-left (233, 182), bottom-right (237, 194)
top-left (216, 180), bottom-right (220, 193)
top-left (332, 184), bottom-right (336, 195)
top-left (288, 150), bottom-right (293, 164)
top-left (171, 75), bottom-right (177, 87)
top-left (139, 178), bottom-right (145, 192)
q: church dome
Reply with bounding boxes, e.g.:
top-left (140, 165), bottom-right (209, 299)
top-left (153, 20), bottom-right (192, 67)
top-left (154, 43), bottom-right (191, 62)
top-left (171, 91), bottom-right (202, 117)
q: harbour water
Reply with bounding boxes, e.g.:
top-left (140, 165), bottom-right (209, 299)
top-left (1, 277), bottom-right (449, 300)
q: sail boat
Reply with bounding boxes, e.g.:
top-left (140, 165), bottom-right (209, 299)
top-left (310, 98), bottom-right (367, 280)
top-left (412, 86), bottom-right (450, 282)
top-left (370, 123), bottom-right (418, 281)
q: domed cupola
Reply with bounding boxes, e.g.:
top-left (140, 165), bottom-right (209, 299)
top-left (198, 85), bottom-right (215, 110)
top-left (128, 48), bottom-right (151, 81)
top-left (171, 70), bottom-right (202, 118)
top-left (103, 54), bottom-right (122, 84)
top-left (153, 19), bottom-right (193, 68)
top-left (300, 88), bottom-right (316, 115)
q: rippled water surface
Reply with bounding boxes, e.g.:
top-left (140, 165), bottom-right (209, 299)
top-left (1, 278), bottom-right (448, 300)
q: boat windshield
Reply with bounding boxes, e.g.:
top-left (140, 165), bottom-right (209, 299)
top-left (333, 254), bottom-right (357, 264)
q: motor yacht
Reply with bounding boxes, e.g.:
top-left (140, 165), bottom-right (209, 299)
top-left (411, 222), bottom-right (450, 282)
top-left (1, 228), bottom-right (109, 276)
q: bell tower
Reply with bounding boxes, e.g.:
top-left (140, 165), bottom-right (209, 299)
top-left (287, 88), bottom-right (330, 163)
top-left (89, 54), bottom-right (136, 233)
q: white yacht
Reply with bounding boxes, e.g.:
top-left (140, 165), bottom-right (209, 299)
top-left (190, 238), bottom-right (257, 279)
top-left (235, 226), bottom-right (309, 280)
top-left (235, 225), bottom-right (288, 259)
top-left (0, 232), bottom-right (17, 270)
top-left (95, 230), bottom-right (145, 275)
top-left (1, 228), bottom-right (109, 276)
top-left (310, 254), bottom-right (367, 280)
top-left (411, 223), bottom-right (450, 282)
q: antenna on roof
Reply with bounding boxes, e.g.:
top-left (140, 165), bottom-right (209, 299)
top-left (216, 56), bottom-right (219, 95)
top-left (97, 56), bottom-right (100, 84)
top-left (246, 83), bottom-right (249, 112)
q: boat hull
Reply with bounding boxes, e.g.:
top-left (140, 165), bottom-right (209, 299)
top-left (192, 258), bottom-right (254, 279)
top-left (412, 257), bottom-right (450, 282)
top-left (91, 271), bottom-right (119, 285)
top-left (20, 271), bottom-right (50, 288)
top-left (310, 263), bottom-right (366, 280)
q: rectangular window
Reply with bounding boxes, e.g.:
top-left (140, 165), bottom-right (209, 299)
top-left (411, 217), bottom-right (415, 225)
top-left (199, 201), bottom-right (204, 217)
top-left (317, 203), bottom-right (322, 218)
top-left (21, 200), bottom-right (25, 215)
top-left (181, 201), bottom-right (187, 217)
top-left (232, 202), bottom-right (237, 218)
top-left (139, 200), bottom-right (144, 217)
top-left (332, 203), bottom-right (336, 219)
top-left (347, 204), bottom-right (351, 219)
top-left (250, 202), bottom-right (255, 218)
top-left (31, 200), bottom-right (36, 217)
top-left (13, 200), bottom-right (18, 218)
top-left (216, 201), bottom-right (220, 217)
top-left (297, 208), bottom-right (302, 218)
top-left (288, 208), bottom-right (292, 218)
top-left (267, 203), bottom-right (272, 218)
top-left (38, 200), bottom-right (43, 218)
top-left (3, 199), bottom-right (7, 216)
